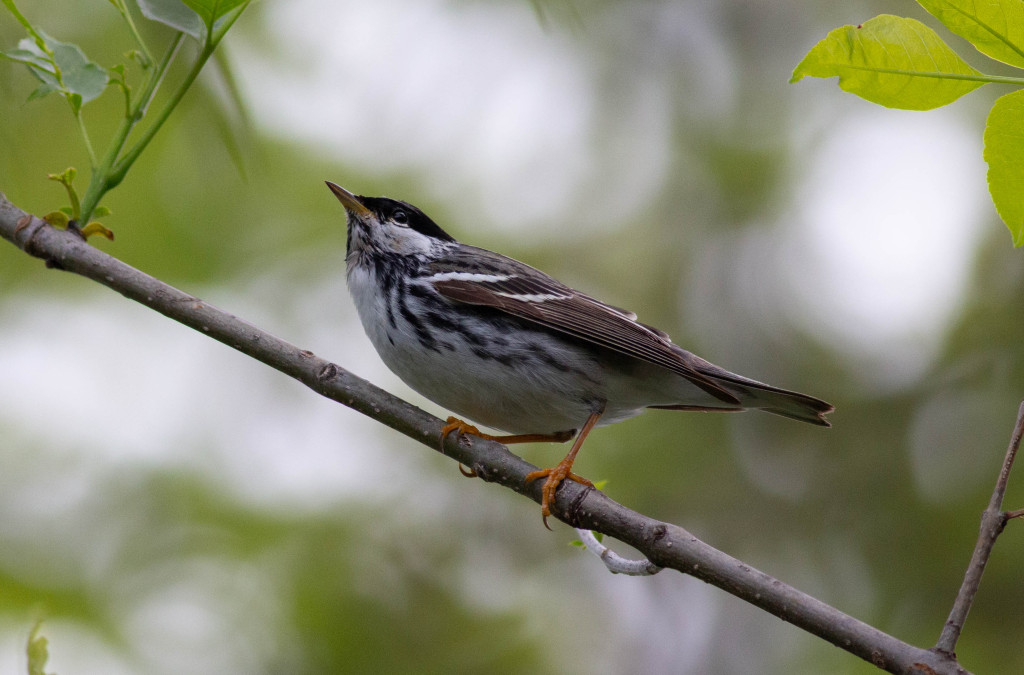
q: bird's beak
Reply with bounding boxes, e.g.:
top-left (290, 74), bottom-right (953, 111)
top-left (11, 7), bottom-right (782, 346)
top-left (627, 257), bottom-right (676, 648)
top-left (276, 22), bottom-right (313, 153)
top-left (325, 181), bottom-right (372, 218)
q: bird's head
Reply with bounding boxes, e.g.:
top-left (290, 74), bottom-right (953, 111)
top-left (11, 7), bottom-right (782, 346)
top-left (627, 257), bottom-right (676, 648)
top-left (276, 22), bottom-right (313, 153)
top-left (326, 182), bottom-right (456, 262)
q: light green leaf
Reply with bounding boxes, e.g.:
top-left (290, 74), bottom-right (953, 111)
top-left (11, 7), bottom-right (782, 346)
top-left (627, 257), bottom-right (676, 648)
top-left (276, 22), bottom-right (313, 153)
top-left (791, 15), bottom-right (984, 110)
top-left (27, 82), bottom-right (58, 101)
top-left (0, 45), bottom-right (51, 71)
top-left (917, 0), bottom-right (1024, 69)
top-left (983, 88), bottom-right (1024, 246)
top-left (7, 38), bottom-right (56, 77)
top-left (9, 34), bottom-right (108, 110)
top-left (43, 32), bottom-right (108, 107)
top-left (137, 0), bottom-right (206, 41)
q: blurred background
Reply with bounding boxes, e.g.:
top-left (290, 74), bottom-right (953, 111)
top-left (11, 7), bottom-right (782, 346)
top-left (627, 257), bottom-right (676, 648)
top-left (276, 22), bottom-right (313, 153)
top-left (2, 1), bottom-right (1023, 673)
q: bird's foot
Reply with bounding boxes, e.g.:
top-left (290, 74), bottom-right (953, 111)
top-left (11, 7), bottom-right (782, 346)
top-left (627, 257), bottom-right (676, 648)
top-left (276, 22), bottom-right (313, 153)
top-left (440, 418), bottom-right (486, 477)
top-left (440, 416), bottom-right (484, 452)
top-left (524, 462), bottom-right (594, 530)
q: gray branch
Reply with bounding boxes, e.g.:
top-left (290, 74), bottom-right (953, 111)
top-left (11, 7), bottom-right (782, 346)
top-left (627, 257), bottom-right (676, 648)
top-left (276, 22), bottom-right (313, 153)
top-left (936, 401), bottom-right (1024, 656)
top-left (0, 193), bottom-right (979, 674)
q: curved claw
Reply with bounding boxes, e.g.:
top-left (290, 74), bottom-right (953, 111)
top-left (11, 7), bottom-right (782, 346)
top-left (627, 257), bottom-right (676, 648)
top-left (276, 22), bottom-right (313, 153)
top-left (458, 463), bottom-right (478, 478)
top-left (525, 465), bottom-right (594, 528)
top-left (440, 416), bottom-right (482, 452)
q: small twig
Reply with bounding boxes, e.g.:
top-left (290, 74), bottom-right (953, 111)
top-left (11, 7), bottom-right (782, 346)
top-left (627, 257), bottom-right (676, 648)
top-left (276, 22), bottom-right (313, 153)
top-left (576, 529), bottom-right (663, 576)
top-left (77, 33), bottom-right (184, 225)
top-left (935, 401), bottom-right (1024, 657)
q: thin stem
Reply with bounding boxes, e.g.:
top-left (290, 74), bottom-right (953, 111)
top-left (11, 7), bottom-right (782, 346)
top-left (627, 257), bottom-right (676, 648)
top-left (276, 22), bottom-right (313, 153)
top-left (108, 1), bottom-right (252, 188)
top-left (75, 110), bottom-right (98, 170)
top-left (77, 2), bottom-right (250, 224)
top-left (131, 34), bottom-right (185, 121)
top-left (115, 0), bottom-right (154, 67)
top-left (210, 1), bottom-right (250, 46)
top-left (1, 0), bottom-right (46, 48)
top-left (935, 401), bottom-right (1024, 656)
top-left (77, 33), bottom-right (184, 225)
top-left (107, 42), bottom-right (216, 189)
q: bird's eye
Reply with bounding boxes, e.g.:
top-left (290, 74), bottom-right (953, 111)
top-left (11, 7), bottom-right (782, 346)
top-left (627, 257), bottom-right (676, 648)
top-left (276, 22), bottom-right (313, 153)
top-left (392, 210), bottom-right (409, 225)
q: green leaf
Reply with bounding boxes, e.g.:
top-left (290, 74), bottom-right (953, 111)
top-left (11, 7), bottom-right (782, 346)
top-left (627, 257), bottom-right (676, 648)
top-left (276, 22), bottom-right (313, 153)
top-left (6, 39), bottom-right (61, 100)
top-left (8, 34), bottom-right (108, 109)
top-left (0, 45), bottom-right (51, 70)
top-left (917, 0), bottom-right (1024, 69)
top-left (27, 81), bottom-right (59, 101)
top-left (137, 0), bottom-right (206, 41)
top-left (210, 1), bottom-right (249, 44)
top-left (983, 88), bottom-right (1024, 246)
top-left (43, 32), bottom-right (108, 106)
top-left (791, 15), bottom-right (985, 110)
top-left (7, 38), bottom-right (56, 74)
top-left (182, 0), bottom-right (247, 30)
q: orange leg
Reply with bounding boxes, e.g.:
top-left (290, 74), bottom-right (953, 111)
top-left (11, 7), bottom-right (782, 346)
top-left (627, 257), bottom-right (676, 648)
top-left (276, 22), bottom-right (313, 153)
top-left (441, 417), bottom-right (574, 477)
top-left (524, 409), bottom-right (604, 529)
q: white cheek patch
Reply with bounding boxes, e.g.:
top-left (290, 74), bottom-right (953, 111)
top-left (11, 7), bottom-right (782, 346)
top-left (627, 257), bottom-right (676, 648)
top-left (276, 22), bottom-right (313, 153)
top-left (385, 226), bottom-right (434, 255)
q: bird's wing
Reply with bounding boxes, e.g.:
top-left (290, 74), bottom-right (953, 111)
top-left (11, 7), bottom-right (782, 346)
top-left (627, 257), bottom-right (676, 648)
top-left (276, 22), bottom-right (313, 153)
top-left (423, 246), bottom-right (741, 405)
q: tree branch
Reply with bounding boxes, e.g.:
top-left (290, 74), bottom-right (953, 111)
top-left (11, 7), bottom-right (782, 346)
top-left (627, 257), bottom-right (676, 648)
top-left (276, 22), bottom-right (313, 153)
top-left (935, 401), bottom-right (1024, 657)
top-left (0, 193), bottom-right (984, 674)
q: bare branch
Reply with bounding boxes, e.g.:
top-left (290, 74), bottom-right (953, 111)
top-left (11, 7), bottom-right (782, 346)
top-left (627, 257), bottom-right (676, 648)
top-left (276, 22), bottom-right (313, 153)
top-left (0, 194), bottom-right (973, 674)
top-left (935, 401), bottom-right (1024, 657)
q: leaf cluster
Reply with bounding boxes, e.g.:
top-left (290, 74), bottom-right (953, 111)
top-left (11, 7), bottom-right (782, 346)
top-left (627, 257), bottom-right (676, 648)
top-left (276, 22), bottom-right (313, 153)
top-left (792, 2), bottom-right (1024, 247)
top-left (0, 0), bottom-right (249, 229)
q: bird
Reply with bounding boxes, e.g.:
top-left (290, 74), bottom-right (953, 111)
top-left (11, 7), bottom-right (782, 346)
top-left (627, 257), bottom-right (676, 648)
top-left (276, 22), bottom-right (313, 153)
top-left (326, 181), bottom-right (833, 527)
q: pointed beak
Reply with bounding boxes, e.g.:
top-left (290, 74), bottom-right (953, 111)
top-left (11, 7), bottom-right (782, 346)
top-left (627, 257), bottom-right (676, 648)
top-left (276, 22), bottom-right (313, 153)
top-left (325, 181), bottom-right (372, 218)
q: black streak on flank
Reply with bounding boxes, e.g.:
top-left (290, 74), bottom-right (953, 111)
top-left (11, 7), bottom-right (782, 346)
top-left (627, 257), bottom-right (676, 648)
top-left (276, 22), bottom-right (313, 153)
top-left (470, 346), bottom-right (520, 368)
top-left (425, 310), bottom-right (462, 334)
top-left (397, 292), bottom-right (440, 353)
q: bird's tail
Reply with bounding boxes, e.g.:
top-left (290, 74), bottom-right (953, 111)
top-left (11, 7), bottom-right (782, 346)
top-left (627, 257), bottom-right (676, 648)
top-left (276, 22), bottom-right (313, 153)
top-left (715, 369), bottom-right (833, 426)
top-left (654, 354), bottom-right (834, 426)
